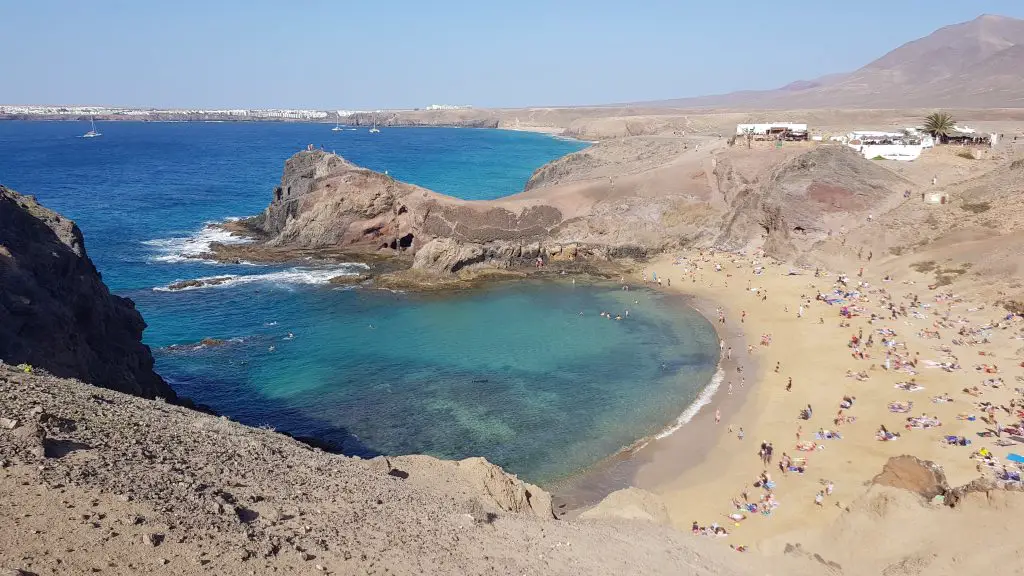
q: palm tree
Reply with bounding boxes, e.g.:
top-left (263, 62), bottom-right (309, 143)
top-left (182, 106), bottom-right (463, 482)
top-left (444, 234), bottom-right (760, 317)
top-left (923, 112), bottom-right (955, 143)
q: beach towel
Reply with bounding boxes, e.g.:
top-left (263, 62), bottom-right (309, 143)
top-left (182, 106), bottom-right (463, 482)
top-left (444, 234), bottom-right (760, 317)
top-left (888, 401), bottom-right (913, 413)
top-left (1008, 453), bottom-right (1024, 464)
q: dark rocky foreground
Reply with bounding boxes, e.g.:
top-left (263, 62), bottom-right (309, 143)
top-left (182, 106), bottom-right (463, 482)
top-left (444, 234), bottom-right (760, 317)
top-left (0, 185), bottom-right (174, 400)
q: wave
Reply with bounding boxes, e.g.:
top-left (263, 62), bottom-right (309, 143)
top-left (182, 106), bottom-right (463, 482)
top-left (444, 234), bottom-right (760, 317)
top-left (143, 221), bottom-right (253, 263)
top-left (654, 366), bottom-right (724, 440)
top-left (551, 134), bottom-right (597, 144)
top-left (590, 364), bottom-right (724, 460)
top-left (153, 263), bottom-right (370, 292)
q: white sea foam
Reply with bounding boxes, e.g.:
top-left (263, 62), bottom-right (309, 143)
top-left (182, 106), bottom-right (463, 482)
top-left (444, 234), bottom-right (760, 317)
top-left (153, 264), bottom-right (369, 292)
top-left (143, 220), bottom-right (253, 264)
top-left (654, 366), bottom-right (725, 440)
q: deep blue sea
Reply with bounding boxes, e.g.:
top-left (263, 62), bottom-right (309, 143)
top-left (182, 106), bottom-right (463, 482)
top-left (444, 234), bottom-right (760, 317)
top-left (0, 120), bottom-right (718, 483)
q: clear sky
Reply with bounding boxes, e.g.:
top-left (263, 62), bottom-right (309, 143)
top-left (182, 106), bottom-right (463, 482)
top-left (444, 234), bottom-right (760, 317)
top-left (3, 0), bottom-right (1023, 109)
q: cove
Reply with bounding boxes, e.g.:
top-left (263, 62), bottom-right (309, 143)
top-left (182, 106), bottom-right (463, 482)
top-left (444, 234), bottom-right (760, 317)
top-left (141, 279), bottom-right (718, 483)
top-left (0, 121), bottom-right (717, 483)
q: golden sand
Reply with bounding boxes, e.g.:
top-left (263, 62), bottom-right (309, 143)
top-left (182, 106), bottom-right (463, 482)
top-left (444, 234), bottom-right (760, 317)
top-left (632, 251), bottom-right (1024, 546)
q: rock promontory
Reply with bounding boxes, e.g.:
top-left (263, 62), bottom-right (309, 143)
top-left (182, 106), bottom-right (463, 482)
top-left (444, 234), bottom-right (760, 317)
top-left (222, 141), bottom-right (915, 281)
top-left (0, 185), bottom-right (174, 400)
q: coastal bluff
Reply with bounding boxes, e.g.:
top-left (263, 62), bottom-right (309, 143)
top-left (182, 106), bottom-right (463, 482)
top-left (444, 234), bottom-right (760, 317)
top-left (221, 142), bottom-right (915, 281)
top-left (241, 149), bottom-right (586, 275)
top-left (0, 185), bottom-right (173, 400)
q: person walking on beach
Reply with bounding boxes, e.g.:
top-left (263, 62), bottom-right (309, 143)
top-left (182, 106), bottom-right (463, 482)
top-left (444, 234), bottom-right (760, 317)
top-left (798, 304), bottom-right (804, 318)
top-left (728, 381), bottom-right (733, 395)
top-left (814, 491), bottom-right (824, 508)
top-left (786, 377), bottom-right (792, 392)
top-left (715, 408), bottom-right (721, 424)
top-left (737, 427), bottom-right (745, 440)
top-left (727, 347), bottom-right (732, 360)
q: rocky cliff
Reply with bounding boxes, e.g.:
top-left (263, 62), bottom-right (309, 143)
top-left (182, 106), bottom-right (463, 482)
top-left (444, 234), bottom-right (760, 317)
top-left (0, 185), bottom-right (173, 400)
top-left (232, 142), bottom-right (916, 279)
top-left (243, 150), bottom-right (595, 276)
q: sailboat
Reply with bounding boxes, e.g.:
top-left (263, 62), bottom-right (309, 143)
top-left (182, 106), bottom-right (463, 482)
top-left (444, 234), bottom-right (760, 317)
top-left (331, 111), bottom-right (343, 132)
top-left (369, 112), bottom-right (381, 133)
top-left (81, 117), bottom-right (102, 138)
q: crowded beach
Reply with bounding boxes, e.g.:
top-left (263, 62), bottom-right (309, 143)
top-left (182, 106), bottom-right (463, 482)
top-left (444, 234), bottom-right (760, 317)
top-left (632, 248), bottom-right (1024, 546)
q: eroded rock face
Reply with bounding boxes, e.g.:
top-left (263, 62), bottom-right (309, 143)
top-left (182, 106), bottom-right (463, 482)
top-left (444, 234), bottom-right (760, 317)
top-left (870, 455), bottom-right (949, 500)
top-left (246, 150), bottom-right (575, 274)
top-left (455, 457), bottom-right (554, 519)
top-left (714, 146), bottom-right (910, 259)
top-left (0, 186), bottom-right (173, 400)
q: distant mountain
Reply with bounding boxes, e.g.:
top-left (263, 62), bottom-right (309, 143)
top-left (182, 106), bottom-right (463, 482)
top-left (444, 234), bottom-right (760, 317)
top-left (645, 14), bottom-right (1024, 109)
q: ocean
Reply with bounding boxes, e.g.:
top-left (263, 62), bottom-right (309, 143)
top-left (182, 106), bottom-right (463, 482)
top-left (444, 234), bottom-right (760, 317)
top-left (0, 120), bottom-right (718, 483)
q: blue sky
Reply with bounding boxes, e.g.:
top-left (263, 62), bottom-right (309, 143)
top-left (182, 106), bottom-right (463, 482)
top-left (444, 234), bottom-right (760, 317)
top-left (2, 0), bottom-right (1023, 109)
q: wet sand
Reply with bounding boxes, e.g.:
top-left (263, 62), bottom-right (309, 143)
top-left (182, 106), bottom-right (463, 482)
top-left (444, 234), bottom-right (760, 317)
top-left (551, 291), bottom-right (758, 515)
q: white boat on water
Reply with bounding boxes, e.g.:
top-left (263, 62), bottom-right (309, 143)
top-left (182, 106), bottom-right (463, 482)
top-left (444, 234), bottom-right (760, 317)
top-left (81, 117), bottom-right (102, 138)
top-left (369, 112), bottom-right (381, 133)
top-left (331, 111), bottom-right (343, 132)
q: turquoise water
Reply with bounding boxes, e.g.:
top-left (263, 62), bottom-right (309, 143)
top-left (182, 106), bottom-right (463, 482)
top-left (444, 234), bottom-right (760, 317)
top-left (0, 121), bottom-right (718, 483)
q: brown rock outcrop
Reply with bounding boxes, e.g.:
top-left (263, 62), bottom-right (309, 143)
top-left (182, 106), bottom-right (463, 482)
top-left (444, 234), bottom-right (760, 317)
top-left (870, 455), bottom-right (949, 500)
top-left (0, 186), bottom-right (174, 400)
top-left (713, 146), bottom-right (911, 260)
top-left (243, 150), bottom-right (575, 275)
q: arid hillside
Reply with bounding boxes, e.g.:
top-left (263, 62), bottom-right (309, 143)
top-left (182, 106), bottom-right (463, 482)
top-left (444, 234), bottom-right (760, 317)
top-left (642, 15), bottom-right (1024, 109)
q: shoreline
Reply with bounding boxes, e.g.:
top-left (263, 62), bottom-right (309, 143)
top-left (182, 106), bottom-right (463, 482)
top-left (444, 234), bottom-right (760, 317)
top-left (550, 287), bottom-right (758, 515)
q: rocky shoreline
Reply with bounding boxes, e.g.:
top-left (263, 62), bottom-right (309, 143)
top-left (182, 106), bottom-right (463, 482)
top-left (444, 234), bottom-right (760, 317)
top-left (191, 136), bottom-right (931, 297)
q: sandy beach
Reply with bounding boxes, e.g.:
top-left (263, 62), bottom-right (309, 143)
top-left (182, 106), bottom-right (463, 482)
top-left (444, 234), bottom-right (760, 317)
top-left (616, 249), bottom-right (1024, 549)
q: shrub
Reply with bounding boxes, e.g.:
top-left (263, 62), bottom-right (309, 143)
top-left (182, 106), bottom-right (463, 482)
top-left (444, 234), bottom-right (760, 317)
top-left (910, 260), bottom-right (937, 273)
top-left (956, 150), bottom-right (976, 160)
top-left (872, 155), bottom-right (886, 160)
top-left (1011, 158), bottom-right (1024, 170)
top-left (961, 201), bottom-right (991, 214)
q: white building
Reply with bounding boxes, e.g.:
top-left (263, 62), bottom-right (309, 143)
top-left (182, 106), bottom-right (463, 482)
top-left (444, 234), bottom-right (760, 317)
top-left (736, 123), bottom-right (808, 136)
top-left (425, 104), bottom-right (472, 111)
top-left (846, 130), bottom-right (927, 162)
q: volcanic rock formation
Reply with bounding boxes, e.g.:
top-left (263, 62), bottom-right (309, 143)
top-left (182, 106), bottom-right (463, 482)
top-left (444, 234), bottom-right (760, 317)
top-left (235, 142), bottom-right (914, 278)
top-left (0, 185), bottom-right (173, 400)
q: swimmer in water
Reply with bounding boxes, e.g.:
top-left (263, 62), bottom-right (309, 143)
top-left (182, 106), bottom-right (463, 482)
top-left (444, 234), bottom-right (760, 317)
top-left (284, 332), bottom-right (295, 340)
top-left (268, 345), bottom-right (276, 352)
